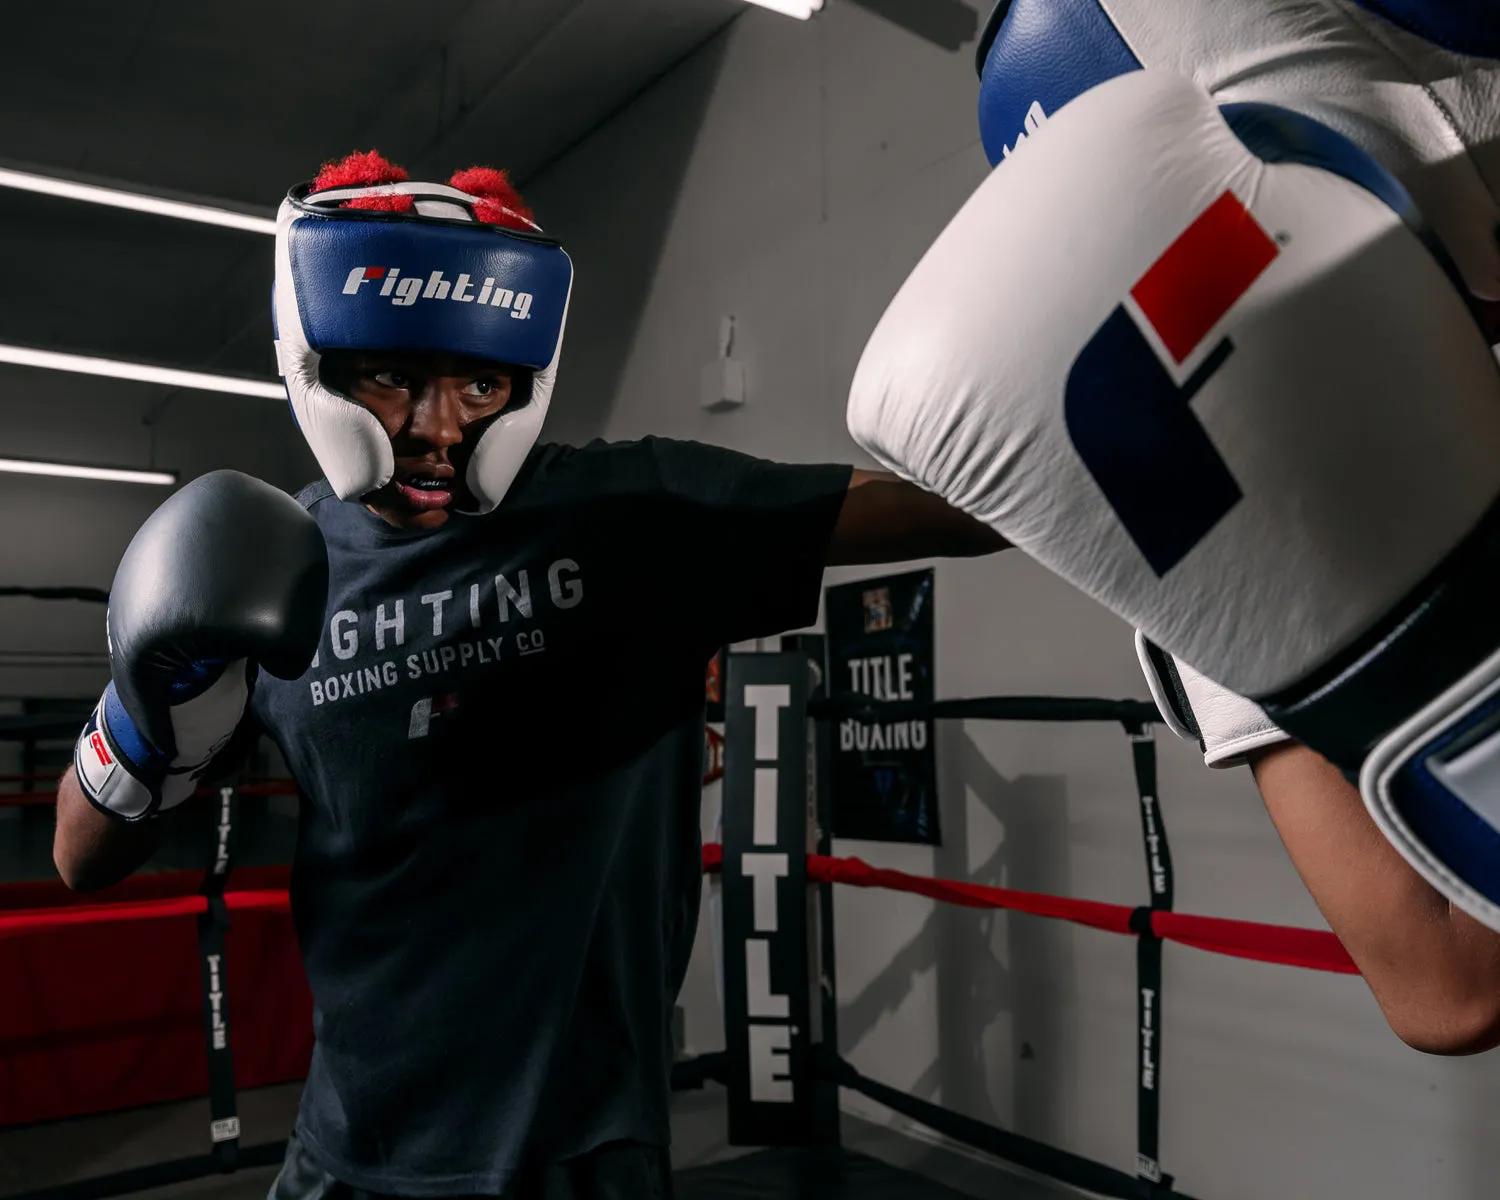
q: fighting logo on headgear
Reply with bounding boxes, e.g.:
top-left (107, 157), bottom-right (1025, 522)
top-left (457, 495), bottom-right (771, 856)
top-left (272, 151), bottom-right (574, 515)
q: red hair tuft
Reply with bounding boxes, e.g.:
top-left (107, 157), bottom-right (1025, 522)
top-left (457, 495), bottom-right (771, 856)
top-left (449, 165), bottom-right (535, 230)
top-left (312, 150), bottom-right (409, 193)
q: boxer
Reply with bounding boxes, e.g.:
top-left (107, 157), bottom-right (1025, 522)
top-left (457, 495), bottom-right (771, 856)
top-left (54, 152), bottom-right (1006, 1200)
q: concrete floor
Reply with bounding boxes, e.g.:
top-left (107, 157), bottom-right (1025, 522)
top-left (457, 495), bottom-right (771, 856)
top-left (0, 1081), bottom-right (1073, 1200)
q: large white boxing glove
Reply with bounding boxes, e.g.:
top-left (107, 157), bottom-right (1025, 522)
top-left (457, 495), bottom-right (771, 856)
top-left (974, 0), bottom-right (1500, 304)
top-left (1135, 633), bottom-right (1291, 768)
top-left (846, 70), bottom-right (1500, 928)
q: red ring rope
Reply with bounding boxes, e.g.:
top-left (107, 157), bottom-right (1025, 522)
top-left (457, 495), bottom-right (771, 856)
top-left (1, 844), bottom-right (1354, 975)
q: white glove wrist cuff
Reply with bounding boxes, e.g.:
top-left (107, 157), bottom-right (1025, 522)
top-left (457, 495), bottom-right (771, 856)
top-left (1135, 631), bottom-right (1293, 767)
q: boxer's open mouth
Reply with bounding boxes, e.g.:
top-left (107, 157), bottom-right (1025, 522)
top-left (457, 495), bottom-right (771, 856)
top-left (393, 465), bottom-right (455, 510)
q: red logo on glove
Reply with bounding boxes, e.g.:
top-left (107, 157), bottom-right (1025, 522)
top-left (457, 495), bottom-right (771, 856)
top-left (1129, 191), bottom-right (1279, 363)
top-left (89, 731), bottom-right (113, 767)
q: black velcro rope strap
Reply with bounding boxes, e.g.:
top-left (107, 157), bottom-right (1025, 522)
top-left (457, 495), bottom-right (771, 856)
top-left (1125, 721), bottom-right (1172, 912)
top-left (1125, 721), bottom-right (1175, 1196)
top-left (818, 1051), bottom-right (1200, 1200)
top-left (197, 781), bottom-right (242, 1172)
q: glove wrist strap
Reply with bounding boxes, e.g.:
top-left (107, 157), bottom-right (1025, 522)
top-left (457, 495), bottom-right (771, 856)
top-left (1264, 494), bottom-right (1500, 768)
top-left (74, 690), bottom-right (169, 822)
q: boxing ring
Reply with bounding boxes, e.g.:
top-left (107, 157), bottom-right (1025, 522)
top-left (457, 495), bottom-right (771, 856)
top-left (0, 647), bottom-right (1359, 1200)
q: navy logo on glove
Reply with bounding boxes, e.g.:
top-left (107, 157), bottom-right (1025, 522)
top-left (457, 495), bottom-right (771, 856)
top-left (1065, 191), bottom-right (1278, 575)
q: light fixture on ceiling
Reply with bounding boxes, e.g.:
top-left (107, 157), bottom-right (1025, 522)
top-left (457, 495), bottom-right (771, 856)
top-left (0, 343), bottom-right (284, 400)
top-left (0, 166), bottom-right (275, 234)
top-left (0, 457), bottom-right (176, 486)
top-left (743, 0), bottom-right (823, 18)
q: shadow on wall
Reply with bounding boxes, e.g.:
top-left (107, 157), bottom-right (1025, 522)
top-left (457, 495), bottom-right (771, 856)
top-left (836, 727), bottom-right (1073, 1138)
top-left (846, 0), bottom-right (981, 53)
top-left (518, 30), bottom-right (731, 443)
top-left (1454, 1061), bottom-right (1500, 1196)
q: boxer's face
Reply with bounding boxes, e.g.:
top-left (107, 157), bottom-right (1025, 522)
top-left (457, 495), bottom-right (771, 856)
top-left (321, 350), bottom-right (515, 531)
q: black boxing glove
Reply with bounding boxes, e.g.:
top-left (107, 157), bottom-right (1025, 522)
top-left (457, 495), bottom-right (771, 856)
top-left (74, 471), bottom-right (328, 821)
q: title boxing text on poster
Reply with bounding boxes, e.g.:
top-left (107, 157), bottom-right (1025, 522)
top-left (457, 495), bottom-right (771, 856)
top-left (824, 569), bottom-right (939, 846)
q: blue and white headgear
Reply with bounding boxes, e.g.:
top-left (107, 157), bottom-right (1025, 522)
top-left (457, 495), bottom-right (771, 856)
top-left (975, 0), bottom-right (1500, 302)
top-left (273, 170), bottom-right (573, 513)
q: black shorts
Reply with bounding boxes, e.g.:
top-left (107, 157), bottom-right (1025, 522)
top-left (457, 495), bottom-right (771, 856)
top-left (268, 1132), bottom-right (674, 1200)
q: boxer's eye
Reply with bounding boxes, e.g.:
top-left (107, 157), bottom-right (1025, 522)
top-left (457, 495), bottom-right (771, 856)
top-left (463, 378), bottom-right (499, 397)
top-left (373, 370), bottom-right (412, 391)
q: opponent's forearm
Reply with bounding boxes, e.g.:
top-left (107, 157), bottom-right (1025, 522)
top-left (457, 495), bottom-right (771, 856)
top-left (825, 471), bottom-right (1008, 566)
top-left (1251, 743), bottom-right (1500, 1054)
top-left (54, 764), bottom-right (164, 892)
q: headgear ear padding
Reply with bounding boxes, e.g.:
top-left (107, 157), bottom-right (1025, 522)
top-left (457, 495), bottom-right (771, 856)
top-left (273, 179), bottom-right (574, 513)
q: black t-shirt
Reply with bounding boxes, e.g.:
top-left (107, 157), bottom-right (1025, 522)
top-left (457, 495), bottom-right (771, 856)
top-left (249, 438), bottom-right (850, 1197)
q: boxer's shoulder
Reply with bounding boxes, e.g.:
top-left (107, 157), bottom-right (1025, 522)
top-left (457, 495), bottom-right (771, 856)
top-left (513, 436), bottom-right (731, 500)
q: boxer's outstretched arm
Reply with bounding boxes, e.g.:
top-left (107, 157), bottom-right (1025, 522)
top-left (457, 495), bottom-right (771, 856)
top-left (825, 470), bottom-right (1008, 566)
top-left (1250, 743), bottom-right (1500, 1055)
top-left (54, 764), bottom-right (163, 892)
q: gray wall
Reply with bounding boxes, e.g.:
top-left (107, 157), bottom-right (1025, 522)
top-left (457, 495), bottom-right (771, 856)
top-left (523, 3), bottom-right (1500, 1197)
top-left (0, 364), bottom-right (316, 704)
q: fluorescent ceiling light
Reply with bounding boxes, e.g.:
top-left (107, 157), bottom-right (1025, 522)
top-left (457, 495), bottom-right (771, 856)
top-left (0, 343), bottom-right (284, 400)
top-left (0, 166), bottom-right (275, 234)
top-left (744, 0), bottom-right (823, 17)
top-left (0, 457), bottom-right (176, 486)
